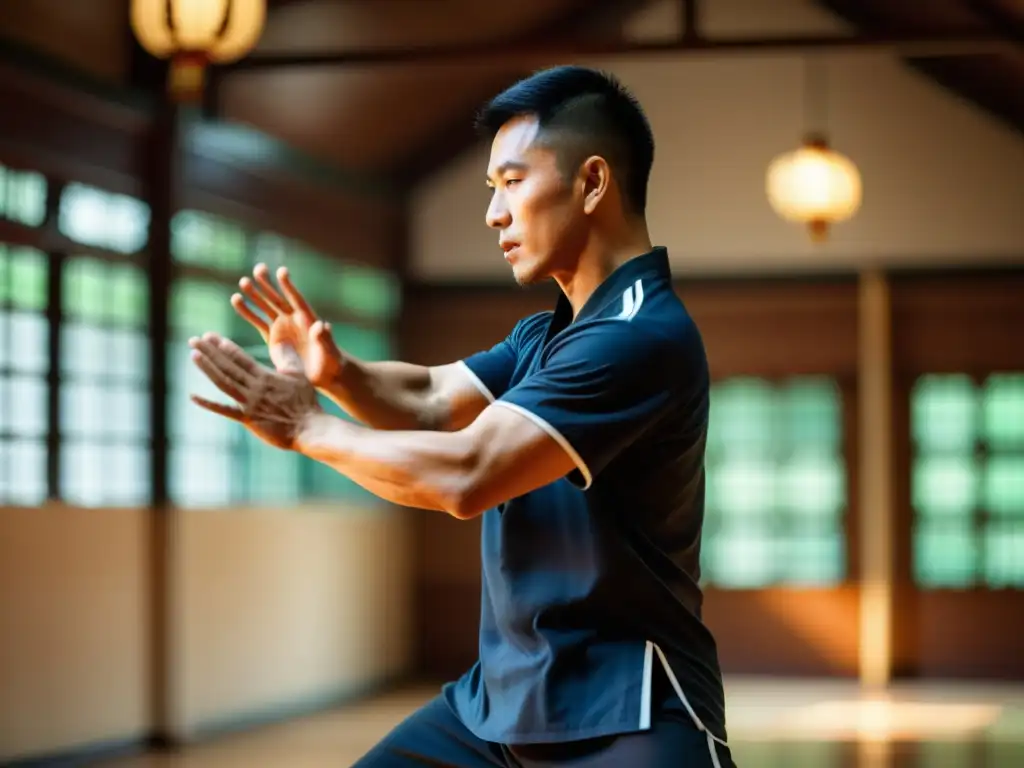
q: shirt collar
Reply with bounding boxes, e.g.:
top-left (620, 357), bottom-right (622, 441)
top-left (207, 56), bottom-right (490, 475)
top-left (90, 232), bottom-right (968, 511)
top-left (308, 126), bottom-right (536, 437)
top-left (550, 246), bottom-right (671, 330)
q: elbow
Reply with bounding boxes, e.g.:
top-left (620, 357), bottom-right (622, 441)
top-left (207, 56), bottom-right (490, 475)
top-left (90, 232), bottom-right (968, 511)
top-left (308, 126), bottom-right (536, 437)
top-left (441, 442), bottom-right (490, 521)
top-left (443, 474), bottom-right (488, 521)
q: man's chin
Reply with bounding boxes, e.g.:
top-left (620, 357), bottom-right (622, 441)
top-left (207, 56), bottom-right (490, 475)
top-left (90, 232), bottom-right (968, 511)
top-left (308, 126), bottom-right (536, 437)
top-left (511, 264), bottom-right (543, 287)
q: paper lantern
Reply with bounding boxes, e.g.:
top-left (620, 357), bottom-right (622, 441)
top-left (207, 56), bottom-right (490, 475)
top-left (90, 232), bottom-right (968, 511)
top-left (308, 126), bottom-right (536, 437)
top-left (131, 0), bottom-right (266, 99)
top-left (766, 136), bottom-right (862, 242)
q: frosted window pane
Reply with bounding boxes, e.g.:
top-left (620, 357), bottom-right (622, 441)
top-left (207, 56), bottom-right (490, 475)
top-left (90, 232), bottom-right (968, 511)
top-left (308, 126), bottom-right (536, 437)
top-left (983, 522), bottom-right (1024, 588)
top-left (914, 520), bottom-right (977, 588)
top-left (9, 375), bottom-right (47, 437)
top-left (912, 456), bottom-right (978, 517)
top-left (336, 265), bottom-right (401, 321)
top-left (8, 312), bottom-right (48, 374)
top-left (170, 280), bottom-right (234, 336)
top-left (171, 210), bottom-right (246, 270)
top-left (107, 329), bottom-right (149, 382)
top-left (983, 457), bottom-right (1024, 517)
top-left (912, 375), bottom-right (977, 452)
top-left (63, 257), bottom-right (107, 321)
top-left (6, 438), bottom-right (47, 505)
top-left (711, 460), bottom-right (774, 516)
top-left (59, 183), bottom-right (150, 254)
top-left (64, 259), bottom-right (149, 328)
top-left (0, 164), bottom-right (47, 227)
top-left (61, 441), bottom-right (106, 507)
top-left (62, 442), bottom-right (149, 508)
top-left (60, 324), bottom-right (108, 377)
top-left (707, 378), bottom-right (775, 458)
top-left (169, 446), bottom-right (234, 507)
top-left (107, 265), bottom-right (149, 327)
top-left (0, 312), bottom-right (7, 372)
top-left (1, 247), bottom-right (49, 311)
top-left (782, 530), bottom-right (845, 586)
top-left (251, 232), bottom-right (289, 266)
top-left (169, 343), bottom-right (236, 443)
top-left (706, 523), bottom-right (775, 588)
top-left (778, 455), bottom-right (845, 519)
top-left (105, 444), bottom-right (150, 507)
top-left (331, 324), bottom-right (392, 363)
top-left (106, 386), bottom-right (149, 439)
top-left (779, 379), bottom-right (842, 450)
top-left (60, 381), bottom-right (105, 436)
top-left (983, 374), bottom-right (1024, 449)
top-left (245, 441), bottom-right (302, 503)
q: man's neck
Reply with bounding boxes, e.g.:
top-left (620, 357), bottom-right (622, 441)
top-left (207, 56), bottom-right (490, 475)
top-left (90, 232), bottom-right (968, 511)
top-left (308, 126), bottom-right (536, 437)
top-left (554, 229), bottom-right (653, 319)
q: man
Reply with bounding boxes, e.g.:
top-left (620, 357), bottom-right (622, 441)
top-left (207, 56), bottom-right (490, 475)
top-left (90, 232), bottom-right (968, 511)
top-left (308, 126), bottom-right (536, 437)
top-left (190, 66), bottom-right (733, 767)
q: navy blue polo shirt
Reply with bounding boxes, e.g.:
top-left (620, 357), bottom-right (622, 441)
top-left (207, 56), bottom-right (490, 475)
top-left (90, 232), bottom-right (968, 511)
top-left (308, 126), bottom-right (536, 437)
top-left (443, 247), bottom-right (727, 747)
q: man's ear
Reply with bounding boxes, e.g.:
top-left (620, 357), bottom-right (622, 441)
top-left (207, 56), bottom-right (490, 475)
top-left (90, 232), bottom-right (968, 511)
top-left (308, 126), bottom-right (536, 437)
top-left (579, 155), bottom-right (611, 215)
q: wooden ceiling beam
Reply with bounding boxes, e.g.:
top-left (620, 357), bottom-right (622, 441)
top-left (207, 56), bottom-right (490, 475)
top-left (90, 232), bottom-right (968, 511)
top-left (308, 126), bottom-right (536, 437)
top-left (816, 0), bottom-right (1023, 134)
top-left (384, 0), bottom-right (650, 187)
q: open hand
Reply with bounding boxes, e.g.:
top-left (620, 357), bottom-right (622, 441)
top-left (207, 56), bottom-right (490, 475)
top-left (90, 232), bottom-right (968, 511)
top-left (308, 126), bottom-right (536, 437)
top-left (232, 264), bottom-right (343, 388)
top-left (189, 332), bottom-right (322, 451)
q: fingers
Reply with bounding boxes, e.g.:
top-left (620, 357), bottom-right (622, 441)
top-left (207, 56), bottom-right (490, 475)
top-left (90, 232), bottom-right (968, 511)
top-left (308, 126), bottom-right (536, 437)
top-left (231, 292), bottom-right (269, 337)
top-left (189, 334), bottom-right (258, 402)
top-left (276, 267), bottom-right (316, 319)
top-left (253, 263), bottom-right (292, 315)
top-left (190, 395), bottom-right (245, 422)
top-left (212, 334), bottom-right (262, 375)
top-left (191, 348), bottom-right (247, 403)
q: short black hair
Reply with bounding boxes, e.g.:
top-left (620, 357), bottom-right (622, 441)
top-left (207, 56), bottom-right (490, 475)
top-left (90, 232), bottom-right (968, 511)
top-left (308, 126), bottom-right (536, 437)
top-left (475, 65), bottom-right (655, 215)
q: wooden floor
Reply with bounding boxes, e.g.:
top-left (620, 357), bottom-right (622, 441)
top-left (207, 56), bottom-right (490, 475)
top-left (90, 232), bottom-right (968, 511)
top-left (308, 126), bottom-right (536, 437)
top-left (98, 679), bottom-right (1024, 767)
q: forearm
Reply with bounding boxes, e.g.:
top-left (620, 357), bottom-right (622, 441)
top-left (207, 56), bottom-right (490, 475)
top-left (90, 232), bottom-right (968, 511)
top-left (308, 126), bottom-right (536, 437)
top-left (295, 412), bottom-right (475, 516)
top-left (319, 358), bottom-right (447, 432)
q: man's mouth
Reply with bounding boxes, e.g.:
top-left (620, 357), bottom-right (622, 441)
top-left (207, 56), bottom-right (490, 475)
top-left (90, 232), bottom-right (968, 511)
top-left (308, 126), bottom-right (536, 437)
top-left (500, 241), bottom-right (520, 261)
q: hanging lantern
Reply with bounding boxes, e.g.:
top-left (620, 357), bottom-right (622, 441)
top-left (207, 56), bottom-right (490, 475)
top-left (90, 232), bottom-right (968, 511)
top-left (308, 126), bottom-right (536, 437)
top-left (131, 0), bottom-right (266, 101)
top-left (766, 134), bottom-right (862, 243)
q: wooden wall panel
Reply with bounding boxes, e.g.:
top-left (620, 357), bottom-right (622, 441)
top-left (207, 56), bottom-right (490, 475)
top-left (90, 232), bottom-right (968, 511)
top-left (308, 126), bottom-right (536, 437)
top-left (891, 270), bottom-right (1024, 374)
top-left (0, 64), bottom-right (149, 196)
top-left (890, 269), bottom-right (1024, 680)
top-left (680, 279), bottom-right (860, 379)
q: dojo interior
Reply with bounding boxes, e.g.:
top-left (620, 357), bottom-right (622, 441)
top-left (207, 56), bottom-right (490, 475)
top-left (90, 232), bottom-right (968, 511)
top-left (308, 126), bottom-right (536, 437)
top-left (0, 0), bottom-right (1022, 766)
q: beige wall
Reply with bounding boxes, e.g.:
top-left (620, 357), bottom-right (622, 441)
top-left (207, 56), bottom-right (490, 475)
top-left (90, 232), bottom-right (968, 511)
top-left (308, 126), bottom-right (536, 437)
top-left (0, 502), bottom-right (415, 762)
top-left (0, 506), bottom-right (150, 760)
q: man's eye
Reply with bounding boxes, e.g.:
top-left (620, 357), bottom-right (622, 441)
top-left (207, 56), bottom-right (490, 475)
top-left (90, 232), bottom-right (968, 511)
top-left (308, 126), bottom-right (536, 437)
top-left (505, 179), bottom-right (521, 187)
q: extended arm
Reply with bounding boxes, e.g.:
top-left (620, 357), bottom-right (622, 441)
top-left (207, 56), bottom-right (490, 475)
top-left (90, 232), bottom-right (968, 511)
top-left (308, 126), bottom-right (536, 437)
top-left (295, 401), bottom-right (576, 519)
top-left (321, 358), bottom-right (490, 433)
top-left (231, 264), bottom-right (498, 432)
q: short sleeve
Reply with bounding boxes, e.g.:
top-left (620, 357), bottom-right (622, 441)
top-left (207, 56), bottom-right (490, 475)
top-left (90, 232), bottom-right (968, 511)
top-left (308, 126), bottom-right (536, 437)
top-left (459, 312), bottom-right (550, 402)
top-left (496, 322), bottom-right (684, 490)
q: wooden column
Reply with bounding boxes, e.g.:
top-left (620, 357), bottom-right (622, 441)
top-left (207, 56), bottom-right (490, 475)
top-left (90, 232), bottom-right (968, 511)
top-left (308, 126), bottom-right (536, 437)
top-left (857, 268), bottom-right (895, 689)
top-left (144, 97), bottom-right (179, 745)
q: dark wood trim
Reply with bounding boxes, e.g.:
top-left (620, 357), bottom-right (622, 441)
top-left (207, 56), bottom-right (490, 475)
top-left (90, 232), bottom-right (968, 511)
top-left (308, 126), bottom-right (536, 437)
top-left (0, 63), bottom-right (150, 197)
top-left (817, 0), bottom-right (1024, 134)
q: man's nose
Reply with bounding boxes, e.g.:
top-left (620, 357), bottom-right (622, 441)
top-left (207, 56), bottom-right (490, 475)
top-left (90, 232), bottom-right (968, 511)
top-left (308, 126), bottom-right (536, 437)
top-left (486, 194), bottom-right (511, 230)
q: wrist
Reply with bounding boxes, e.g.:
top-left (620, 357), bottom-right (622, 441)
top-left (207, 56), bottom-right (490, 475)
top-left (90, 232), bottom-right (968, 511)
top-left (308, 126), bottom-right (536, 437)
top-left (318, 354), bottom-right (356, 396)
top-left (294, 410), bottom-right (331, 454)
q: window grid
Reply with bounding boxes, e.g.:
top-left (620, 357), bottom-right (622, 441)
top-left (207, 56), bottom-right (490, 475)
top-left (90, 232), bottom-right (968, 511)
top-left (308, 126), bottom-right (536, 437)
top-left (0, 243), bottom-right (51, 506)
top-left (59, 254), bottom-right (152, 508)
top-left (0, 163), bottom-right (47, 227)
top-left (701, 376), bottom-right (848, 589)
top-left (168, 211), bottom-right (397, 508)
top-left (911, 373), bottom-right (1024, 589)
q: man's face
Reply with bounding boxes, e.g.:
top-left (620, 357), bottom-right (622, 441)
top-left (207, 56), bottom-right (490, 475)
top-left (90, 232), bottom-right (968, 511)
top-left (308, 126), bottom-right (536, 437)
top-left (485, 116), bottom-right (588, 286)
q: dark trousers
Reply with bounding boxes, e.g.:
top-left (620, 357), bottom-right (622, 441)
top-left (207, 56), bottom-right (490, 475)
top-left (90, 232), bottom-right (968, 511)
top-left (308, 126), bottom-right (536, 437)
top-left (350, 695), bottom-right (735, 767)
